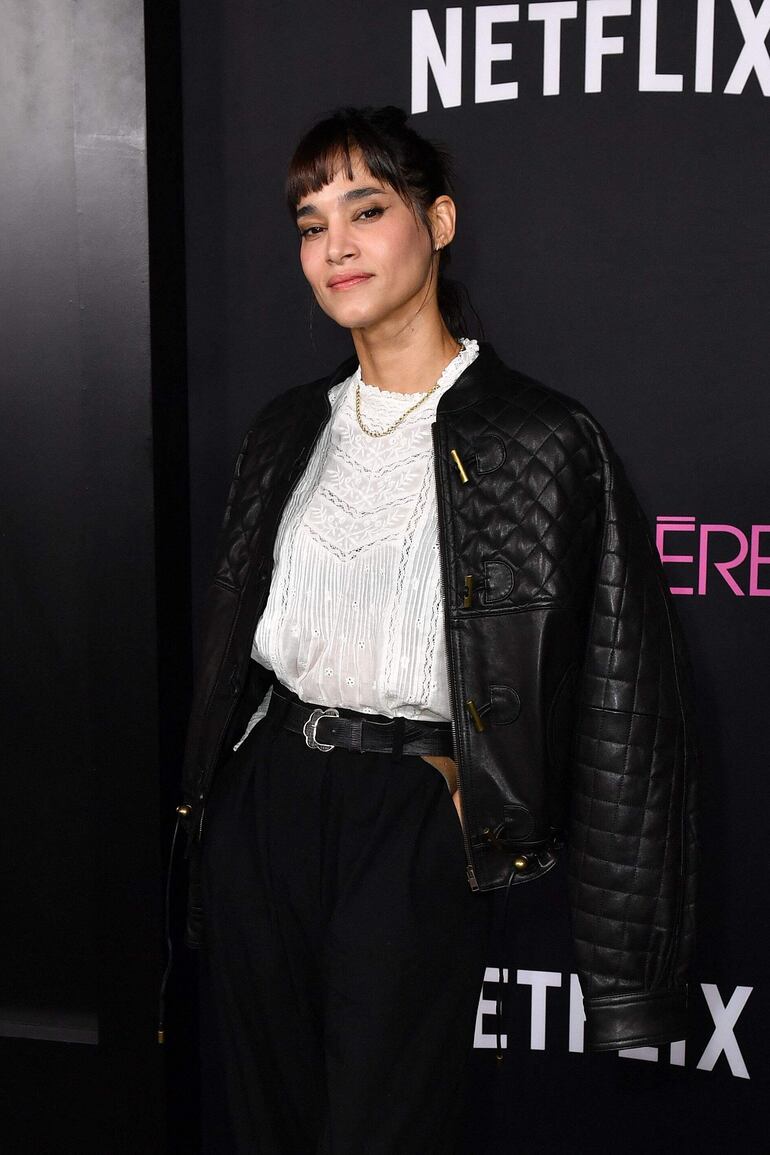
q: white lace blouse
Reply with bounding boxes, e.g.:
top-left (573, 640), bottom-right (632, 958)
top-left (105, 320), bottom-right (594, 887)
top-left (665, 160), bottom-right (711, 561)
top-left (234, 339), bottom-right (480, 748)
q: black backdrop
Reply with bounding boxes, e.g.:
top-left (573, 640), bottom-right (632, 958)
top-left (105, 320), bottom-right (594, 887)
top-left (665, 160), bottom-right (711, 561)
top-left (180, 1), bottom-right (768, 1150)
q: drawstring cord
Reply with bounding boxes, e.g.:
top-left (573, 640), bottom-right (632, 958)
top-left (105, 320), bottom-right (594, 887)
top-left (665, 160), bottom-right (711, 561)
top-left (157, 811), bottom-right (183, 1044)
top-left (495, 862), bottom-right (518, 1063)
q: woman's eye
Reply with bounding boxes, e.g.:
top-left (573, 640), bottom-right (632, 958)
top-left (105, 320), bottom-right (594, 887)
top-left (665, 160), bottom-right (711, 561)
top-left (298, 206), bottom-right (384, 238)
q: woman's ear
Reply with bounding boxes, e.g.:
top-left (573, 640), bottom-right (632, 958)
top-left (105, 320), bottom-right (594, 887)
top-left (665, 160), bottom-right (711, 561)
top-left (429, 195), bottom-right (457, 252)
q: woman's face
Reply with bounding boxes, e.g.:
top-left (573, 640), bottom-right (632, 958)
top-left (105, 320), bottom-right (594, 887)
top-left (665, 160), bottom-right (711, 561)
top-left (295, 152), bottom-right (438, 336)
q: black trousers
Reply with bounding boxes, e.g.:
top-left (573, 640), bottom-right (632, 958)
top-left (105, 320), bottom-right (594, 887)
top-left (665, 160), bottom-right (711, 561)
top-left (199, 682), bottom-right (494, 1154)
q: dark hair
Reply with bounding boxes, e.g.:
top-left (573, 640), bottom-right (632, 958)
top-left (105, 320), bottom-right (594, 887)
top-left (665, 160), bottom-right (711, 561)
top-left (286, 106), bottom-right (479, 340)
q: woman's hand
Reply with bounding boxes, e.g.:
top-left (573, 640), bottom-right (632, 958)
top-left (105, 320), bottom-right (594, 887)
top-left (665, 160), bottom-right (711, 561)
top-left (421, 755), bottom-right (464, 827)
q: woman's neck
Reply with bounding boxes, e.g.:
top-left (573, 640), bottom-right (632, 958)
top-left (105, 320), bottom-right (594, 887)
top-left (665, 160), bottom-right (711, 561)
top-left (352, 323), bottom-right (462, 395)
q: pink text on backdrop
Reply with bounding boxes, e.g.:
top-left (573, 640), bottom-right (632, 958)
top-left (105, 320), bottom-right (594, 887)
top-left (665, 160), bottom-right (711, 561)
top-left (656, 517), bottom-right (770, 597)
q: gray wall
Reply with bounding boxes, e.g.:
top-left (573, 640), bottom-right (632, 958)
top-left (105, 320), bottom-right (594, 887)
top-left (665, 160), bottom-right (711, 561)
top-left (1, 1), bottom-right (176, 1149)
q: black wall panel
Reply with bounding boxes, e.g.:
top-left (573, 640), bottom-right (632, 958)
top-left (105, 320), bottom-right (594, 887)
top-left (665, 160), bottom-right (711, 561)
top-left (180, 2), bottom-right (769, 1150)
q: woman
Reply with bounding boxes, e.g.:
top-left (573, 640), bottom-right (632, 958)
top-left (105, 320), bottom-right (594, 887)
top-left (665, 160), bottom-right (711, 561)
top-left (179, 106), bottom-right (698, 1153)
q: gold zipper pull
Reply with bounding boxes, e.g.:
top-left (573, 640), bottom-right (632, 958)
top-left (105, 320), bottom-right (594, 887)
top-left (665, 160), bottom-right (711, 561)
top-left (465, 698), bottom-right (486, 732)
top-left (463, 575), bottom-right (474, 608)
top-left (450, 448), bottom-right (469, 484)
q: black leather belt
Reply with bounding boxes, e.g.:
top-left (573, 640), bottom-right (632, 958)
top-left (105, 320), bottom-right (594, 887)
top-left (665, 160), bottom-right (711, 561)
top-left (268, 686), bottom-right (455, 757)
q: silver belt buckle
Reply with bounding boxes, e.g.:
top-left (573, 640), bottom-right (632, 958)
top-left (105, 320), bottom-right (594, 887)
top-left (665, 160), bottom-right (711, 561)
top-left (303, 707), bottom-right (340, 751)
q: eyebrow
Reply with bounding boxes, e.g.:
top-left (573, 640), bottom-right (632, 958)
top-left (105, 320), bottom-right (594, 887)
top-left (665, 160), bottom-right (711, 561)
top-left (296, 186), bottom-right (389, 220)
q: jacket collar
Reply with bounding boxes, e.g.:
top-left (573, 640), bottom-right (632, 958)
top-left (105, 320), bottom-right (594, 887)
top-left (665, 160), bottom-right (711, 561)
top-left (323, 341), bottom-right (505, 416)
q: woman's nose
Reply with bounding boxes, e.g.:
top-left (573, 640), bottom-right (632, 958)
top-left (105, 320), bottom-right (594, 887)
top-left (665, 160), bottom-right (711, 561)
top-left (325, 219), bottom-right (357, 264)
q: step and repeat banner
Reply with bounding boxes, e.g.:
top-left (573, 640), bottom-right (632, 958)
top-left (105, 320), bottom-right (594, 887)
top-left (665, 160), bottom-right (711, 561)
top-left (182, 2), bottom-right (768, 1149)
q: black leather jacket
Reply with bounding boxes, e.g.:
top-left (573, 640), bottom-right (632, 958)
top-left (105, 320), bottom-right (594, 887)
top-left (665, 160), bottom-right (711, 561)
top-left (179, 342), bottom-right (698, 1051)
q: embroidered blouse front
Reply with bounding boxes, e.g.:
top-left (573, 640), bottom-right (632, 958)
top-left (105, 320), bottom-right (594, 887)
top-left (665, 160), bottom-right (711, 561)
top-left (243, 339), bottom-right (479, 738)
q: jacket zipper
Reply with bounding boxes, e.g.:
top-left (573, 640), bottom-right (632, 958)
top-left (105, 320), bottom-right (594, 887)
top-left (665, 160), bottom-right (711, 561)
top-left (431, 420), bottom-right (480, 891)
top-left (194, 392), bottom-right (334, 840)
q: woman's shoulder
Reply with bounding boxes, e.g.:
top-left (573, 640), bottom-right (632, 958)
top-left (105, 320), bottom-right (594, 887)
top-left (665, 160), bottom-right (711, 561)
top-left (459, 343), bottom-right (615, 461)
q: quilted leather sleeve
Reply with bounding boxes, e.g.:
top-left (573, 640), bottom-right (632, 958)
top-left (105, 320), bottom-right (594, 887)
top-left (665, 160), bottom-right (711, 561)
top-left (567, 416), bottom-right (699, 1051)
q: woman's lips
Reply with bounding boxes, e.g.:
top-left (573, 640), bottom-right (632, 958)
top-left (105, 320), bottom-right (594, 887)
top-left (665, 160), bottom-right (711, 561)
top-left (327, 274), bottom-right (373, 291)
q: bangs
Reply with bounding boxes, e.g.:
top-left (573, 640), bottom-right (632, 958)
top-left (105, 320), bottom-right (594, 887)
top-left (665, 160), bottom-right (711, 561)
top-left (286, 114), bottom-right (410, 214)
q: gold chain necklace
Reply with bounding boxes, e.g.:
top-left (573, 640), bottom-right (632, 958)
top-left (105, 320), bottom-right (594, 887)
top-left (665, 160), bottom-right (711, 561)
top-left (354, 344), bottom-right (463, 438)
top-left (355, 377), bottom-right (440, 438)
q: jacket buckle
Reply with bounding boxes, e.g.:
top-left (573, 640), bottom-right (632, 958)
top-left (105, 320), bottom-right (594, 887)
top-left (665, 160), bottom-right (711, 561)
top-left (303, 707), bottom-right (340, 752)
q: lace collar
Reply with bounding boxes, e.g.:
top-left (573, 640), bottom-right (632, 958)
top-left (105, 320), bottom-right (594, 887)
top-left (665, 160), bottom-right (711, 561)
top-left (352, 338), bottom-right (480, 407)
